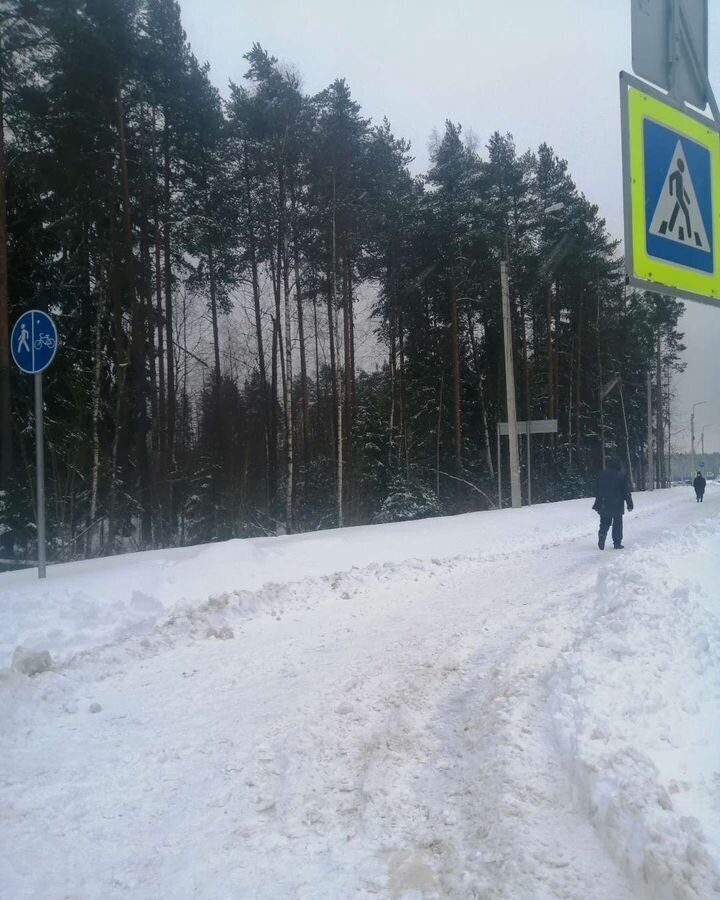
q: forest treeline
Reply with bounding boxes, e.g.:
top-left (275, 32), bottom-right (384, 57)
top-left (0, 0), bottom-right (685, 561)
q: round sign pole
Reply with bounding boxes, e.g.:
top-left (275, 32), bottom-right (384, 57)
top-left (34, 372), bottom-right (46, 578)
top-left (10, 309), bottom-right (57, 580)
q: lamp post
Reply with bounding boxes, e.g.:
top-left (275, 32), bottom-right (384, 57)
top-left (690, 400), bottom-right (708, 477)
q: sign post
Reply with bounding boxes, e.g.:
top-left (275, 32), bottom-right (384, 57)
top-left (631, 0), bottom-right (709, 112)
top-left (10, 310), bottom-right (58, 579)
top-left (623, 1), bottom-right (720, 306)
top-left (497, 419), bottom-right (558, 508)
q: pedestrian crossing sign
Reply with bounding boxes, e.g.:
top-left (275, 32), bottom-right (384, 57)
top-left (620, 72), bottom-right (720, 306)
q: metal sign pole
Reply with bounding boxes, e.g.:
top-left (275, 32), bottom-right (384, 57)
top-left (497, 425), bottom-right (502, 509)
top-left (10, 310), bottom-right (57, 578)
top-left (678, 5), bottom-right (720, 126)
top-left (34, 372), bottom-right (46, 578)
top-left (667, 0), bottom-right (682, 101)
top-left (526, 422), bottom-right (532, 506)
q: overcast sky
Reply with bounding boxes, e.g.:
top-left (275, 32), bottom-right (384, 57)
top-left (178, 0), bottom-right (720, 455)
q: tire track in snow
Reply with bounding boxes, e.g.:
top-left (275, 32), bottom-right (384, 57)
top-left (2, 493), bottom-right (718, 899)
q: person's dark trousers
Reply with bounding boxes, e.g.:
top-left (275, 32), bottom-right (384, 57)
top-left (599, 513), bottom-right (623, 548)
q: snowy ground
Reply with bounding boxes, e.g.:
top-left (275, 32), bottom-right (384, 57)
top-left (1, 487), bottom-right (719, 899)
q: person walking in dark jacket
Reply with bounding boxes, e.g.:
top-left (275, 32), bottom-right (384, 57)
top-left (693, 471), bottom-right (706, 502)
top-left (593, 457), bottom-right (633, 550)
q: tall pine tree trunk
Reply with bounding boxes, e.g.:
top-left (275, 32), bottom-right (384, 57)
top-left (398, 309), bottom-right (408, 478)
top-left (388, 319), bottom-right (396, 467)
top-left (293, 236), bottom-right (309, 465)
top-left (330, 171), bottom-right (341, 524)
top-left (270, 315), bottom-right (279, 513)
top-left (519, 291), bottom-right (531, 435)
top-left (554, 293), bottom-right (561, 430)
top-left (117, 80), bottom-right (151, 546)
top-left (450, 279), bottom-right (462, 474)
top-left (280, 167), bottom-right (293, 532)
top-left (283, 277), bottom-right (293, 533)
top-left (326, 278), bottom-right (338, 492)
top-left (151, 108), bottom-right (166, 537)
top-left (0, 35), bottom-right (13, 556)
top-left (466, 311), bottom-right (494, 478)
top-left (208, 242), bottom-right (221, 387)
top-left (575, 290), bottom-right (583, 455)
top-left (656, 325), bottom-right (664, 487)
top-left (546, 280), bottom-right (554, 418)
top-left (163, 119), bottom-right (177, 534)
top-left (86, 276), bottom-right (105, 557)
top-left (243, 146), bottom-right (271, 503)
top-left (107, 168), bottom-right (128, 546)
top-left (290, 181), bottom-right (309, 465)
top-left (154, 218), bottom-right (167, 529)
top-left (312, 291), bottom-right (322, 450)
top-left (342, 254), bottom-right (353, 516)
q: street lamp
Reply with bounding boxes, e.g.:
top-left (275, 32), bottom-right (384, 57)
top-left (690, 400), bottom-right (708, 476)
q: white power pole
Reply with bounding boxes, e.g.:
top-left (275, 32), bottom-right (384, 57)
top-left (690, 401), bottom-right (708, 479)
top-left (500, 260), bottom-right (521, 508)
top-left (690, 411), bottom-right (695, 477)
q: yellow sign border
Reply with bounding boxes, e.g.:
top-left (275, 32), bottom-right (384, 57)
top-left (625, 80), bottom-right (720, 301)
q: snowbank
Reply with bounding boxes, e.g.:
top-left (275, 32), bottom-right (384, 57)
top-left (0, 490), bottom-right (685, 667)
top-left (550, 519), bottom-right (720, 899)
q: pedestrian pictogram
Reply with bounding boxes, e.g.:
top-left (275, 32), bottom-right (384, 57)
top-left (642, 117), bottom-right (713, 274)
top-left (620, 72), bottom-right (720, 306)
top-left (648, 140), bottom-right (710, 251)
top-left (17, 321), bottom-right (31, 355)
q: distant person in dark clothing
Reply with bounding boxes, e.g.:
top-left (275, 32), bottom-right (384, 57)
top-left (593, 457), bottom-right (634, 550)
top-left (693, 471), bottom-right (706, 502)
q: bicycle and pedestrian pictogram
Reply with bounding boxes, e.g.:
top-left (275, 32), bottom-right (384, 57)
top-left (10, 309), bottom-right (58, 374)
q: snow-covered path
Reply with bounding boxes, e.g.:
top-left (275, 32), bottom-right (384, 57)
top-left (2, 488), bottom-right (719, 899)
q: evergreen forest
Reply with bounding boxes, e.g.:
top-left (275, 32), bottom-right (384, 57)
top-left (0, 0), bottom-right (686, 563)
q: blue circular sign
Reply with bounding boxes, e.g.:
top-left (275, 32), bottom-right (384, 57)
top-left (10, 310), bottom-right (58, 374)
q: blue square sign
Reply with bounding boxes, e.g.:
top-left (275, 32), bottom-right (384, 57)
top-left (643, 118), bottom-right (714, 274)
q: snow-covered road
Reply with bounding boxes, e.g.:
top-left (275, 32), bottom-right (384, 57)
top-left (2, 488), bottom-right (719, 899)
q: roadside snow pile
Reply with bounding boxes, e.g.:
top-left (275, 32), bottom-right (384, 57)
top-left (550, 519), bottom-right (720, 900)
top-left (11, 646), bottom-right (52, 676)
top-left (0, 490), bottom-right (685, 668)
